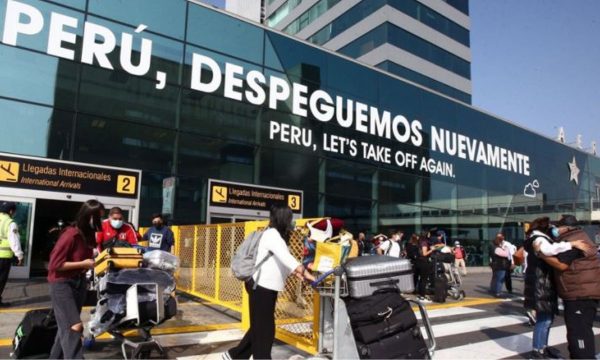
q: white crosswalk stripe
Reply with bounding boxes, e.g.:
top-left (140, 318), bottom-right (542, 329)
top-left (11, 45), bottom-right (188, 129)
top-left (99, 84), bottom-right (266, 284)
top-left (434, 325), bottom-right (600, 359)
top-left (414, 302), bottom-right (600, 360)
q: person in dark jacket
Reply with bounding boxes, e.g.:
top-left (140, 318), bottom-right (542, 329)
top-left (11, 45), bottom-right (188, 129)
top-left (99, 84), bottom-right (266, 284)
top-left (539, 215), bottom-right (600, 359)
top-left (489, 234), bottom-right (511, 297)
top-left (523, 216), bottom-right (589, 359)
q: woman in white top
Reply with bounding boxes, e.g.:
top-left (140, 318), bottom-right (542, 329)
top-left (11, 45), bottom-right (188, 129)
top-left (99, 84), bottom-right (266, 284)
top-left (226, 205), bottom-right (315, 360)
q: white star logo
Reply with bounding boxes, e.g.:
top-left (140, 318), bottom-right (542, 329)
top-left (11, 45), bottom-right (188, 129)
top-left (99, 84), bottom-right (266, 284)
top-left (568, 156), bottom-right (580, 185)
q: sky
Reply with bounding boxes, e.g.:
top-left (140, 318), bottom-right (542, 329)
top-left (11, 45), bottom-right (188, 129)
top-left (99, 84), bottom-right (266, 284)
top-left (470, 0), bottom-right (600, 149)
top-left (200, 0), bottom-right (600, 151)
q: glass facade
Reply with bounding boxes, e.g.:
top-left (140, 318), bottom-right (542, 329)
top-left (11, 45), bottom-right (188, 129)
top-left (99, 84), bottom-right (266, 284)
top-left (1, 0), bottom-right (598, 266)
top-left (282, 0), bottom-right (341, 35)
top-left (376, 60), bottom-right (471, 103)
top-left (339, 22), bottom-right (471, 79)
top-left (308, 0), bottom-right (469, 47)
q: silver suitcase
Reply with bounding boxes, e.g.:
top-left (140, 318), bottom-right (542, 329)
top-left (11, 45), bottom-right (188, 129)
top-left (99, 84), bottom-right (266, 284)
top-left (344, 256), bottom-right (414, 298)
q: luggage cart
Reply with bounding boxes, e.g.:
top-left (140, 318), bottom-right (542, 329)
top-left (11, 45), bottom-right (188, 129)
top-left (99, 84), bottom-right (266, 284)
top-left (312, 267), bottom-right (436, 360)
top-left (86, 281), bottom-right (168, 359)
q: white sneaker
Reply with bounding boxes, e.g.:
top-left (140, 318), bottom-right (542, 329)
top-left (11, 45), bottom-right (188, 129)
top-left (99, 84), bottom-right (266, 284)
top-left (417, 296), bottom-right (432, 303)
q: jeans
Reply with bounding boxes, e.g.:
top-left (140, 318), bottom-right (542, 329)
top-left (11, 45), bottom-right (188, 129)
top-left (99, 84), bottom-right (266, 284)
top-left (490, 269), bottom-right (506, 294)
top-left (49, 278), bottom-right (88, 359)
top-left (533, 311), bottom-right (554, 351)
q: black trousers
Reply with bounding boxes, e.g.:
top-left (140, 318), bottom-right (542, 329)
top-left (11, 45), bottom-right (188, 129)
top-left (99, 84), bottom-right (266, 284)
top-left (229, 280), bottom-right (278, 359)
top-left (415, 258), bottom-right (433, 297)
top-left (564, 299), bottom-right (598, 359)
top-left (0, 258), bottom-right (11, 302)
top-left (504, 268), bottom-right (512, 293)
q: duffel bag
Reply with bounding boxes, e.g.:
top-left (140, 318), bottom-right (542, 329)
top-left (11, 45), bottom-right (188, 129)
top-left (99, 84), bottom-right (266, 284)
top-left (345, 288), bottom-right (411, 328)
top-left (356, 326), bottom-right (429, 359)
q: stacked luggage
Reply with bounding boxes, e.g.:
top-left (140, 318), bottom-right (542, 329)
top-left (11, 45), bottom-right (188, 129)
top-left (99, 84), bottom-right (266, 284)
top-left (344, 256), bottom-right (431, 359)
top-left (88, 248), bottom-right (179, 336)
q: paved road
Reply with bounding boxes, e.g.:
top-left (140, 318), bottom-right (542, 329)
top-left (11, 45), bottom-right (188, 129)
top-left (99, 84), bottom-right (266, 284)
top-left (2, 272), bottom-right (599, 359)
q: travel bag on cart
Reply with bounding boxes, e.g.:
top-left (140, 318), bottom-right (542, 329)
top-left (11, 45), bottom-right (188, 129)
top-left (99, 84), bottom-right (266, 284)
top-left (346, 289), bottom-right (417, 343)
top-left (94, 247), bottom-right (143, 276)
top-left (356, 325), bottom-right (429, 359)
top-left (433, 275), bottom-right (447, 303)
top-left (344, 255), bottom-right (414, 298)
top-left (12, 308), bottom-right (57, 359)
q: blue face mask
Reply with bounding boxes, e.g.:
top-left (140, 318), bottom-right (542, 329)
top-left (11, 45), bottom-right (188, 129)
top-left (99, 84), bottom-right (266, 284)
top-left (551, 227), bottom-right (560, 238)
top-left (110, 219), bottom-right (123, 229)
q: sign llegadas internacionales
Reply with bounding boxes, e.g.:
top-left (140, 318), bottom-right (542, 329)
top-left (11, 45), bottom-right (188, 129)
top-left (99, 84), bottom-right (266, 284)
top-left (0, 153), bottom-right (139, 199)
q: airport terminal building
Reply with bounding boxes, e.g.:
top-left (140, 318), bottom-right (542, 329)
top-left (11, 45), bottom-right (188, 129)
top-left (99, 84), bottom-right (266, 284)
top-left (1, 0), bottom-right (599, 275)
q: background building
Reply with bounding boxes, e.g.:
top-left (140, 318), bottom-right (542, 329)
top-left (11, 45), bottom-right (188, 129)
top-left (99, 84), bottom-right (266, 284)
top-left (0, 0), bottom-right (599, 271)
top-left (235, 0), bottom-right (472, 104)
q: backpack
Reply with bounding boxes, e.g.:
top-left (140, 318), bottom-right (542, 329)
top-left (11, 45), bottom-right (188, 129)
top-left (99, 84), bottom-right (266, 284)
top-left (231, 230), bottom-right (271, 282)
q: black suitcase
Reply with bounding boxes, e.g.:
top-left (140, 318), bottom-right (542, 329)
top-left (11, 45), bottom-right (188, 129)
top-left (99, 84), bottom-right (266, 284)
top-left (356, 326), bottom-right (429, 359)
top-left (346, 289), bottom-right (417, 343)
top-left (12, 308), bottom-right (57, 359)
top-left (433, 275), bottom-right (447, 303)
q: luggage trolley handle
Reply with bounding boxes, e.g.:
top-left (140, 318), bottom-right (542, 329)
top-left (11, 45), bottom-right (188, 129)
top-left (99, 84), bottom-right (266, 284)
top-left (408, 299), bottom-right (436, 357)
top-left (310, 268), bottom-right (338, 288)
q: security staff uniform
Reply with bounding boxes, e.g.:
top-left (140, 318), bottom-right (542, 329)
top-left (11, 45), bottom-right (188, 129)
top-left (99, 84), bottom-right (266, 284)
top-left (0, 211), bottom-right (24, 306)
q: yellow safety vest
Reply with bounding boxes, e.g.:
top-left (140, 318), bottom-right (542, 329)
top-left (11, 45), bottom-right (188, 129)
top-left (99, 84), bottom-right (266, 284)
top-left (0, 213), bottom-right (14, 259)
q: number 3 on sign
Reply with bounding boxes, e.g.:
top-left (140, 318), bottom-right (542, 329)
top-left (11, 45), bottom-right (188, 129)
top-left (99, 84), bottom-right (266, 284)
top-left (117, 175), bottom-right (136, 195)
top-left (288, 195), bottom-right (301, 211)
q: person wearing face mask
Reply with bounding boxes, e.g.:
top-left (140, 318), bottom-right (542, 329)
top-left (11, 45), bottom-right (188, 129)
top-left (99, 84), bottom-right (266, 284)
top-left (47, 200), bottom-right (104, 359)
top-left (96, 207), bottom-right (138, 251)
top-left (538, 215), bottom-right (600, 359)
top-left (522, 216), bottom-right (590, 359)
top-left (142, 213), bottom-right (175, 252)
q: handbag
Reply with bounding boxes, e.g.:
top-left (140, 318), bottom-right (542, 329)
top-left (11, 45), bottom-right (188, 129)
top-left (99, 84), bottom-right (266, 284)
top-left (513, 247), bottom-right (525, 266)
top-left (313, 234), bottom-right (352, 272)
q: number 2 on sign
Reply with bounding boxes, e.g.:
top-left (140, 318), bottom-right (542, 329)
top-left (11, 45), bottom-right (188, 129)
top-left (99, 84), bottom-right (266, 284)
top-left (117, 175), bottom-right (136, 195)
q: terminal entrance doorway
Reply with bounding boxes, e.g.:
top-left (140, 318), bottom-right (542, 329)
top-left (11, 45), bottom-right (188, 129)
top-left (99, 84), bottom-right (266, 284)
top-left (0, 152), bottom-right (141, 279)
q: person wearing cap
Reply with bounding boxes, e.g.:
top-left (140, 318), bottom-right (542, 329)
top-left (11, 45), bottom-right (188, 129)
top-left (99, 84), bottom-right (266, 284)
top-left (453, 241), bottom-right (467, 276)
top-left (0, 201), bottom-right (24, 307)
top-left (540, 215), bottom-right (600, 359)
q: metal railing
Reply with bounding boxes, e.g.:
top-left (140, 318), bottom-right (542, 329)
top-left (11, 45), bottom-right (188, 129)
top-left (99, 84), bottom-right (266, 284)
top-left (142, 220), bottom-right (320, 354)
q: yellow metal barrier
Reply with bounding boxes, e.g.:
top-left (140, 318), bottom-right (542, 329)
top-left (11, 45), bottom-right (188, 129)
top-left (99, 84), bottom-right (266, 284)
top-left (141, 220), bottom-right (320, 354)
top-left (152, 220), bottom-right (319, 353)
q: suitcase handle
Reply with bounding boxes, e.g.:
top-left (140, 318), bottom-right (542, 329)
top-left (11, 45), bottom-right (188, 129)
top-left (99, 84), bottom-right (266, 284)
top-left (369, 279), bottom-right (399, 287)
top-left (408, 299), bottom-right (436, 357)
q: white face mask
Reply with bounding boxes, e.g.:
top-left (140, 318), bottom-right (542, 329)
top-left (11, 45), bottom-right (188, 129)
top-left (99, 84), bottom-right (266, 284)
top-left (110, 219), bottom-right (123, 229)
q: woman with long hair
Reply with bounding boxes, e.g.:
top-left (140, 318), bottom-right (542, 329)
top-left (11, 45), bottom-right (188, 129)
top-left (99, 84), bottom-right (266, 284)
top-left (415, 232), bottom-right (434, 302)
top-left (225, 205), bottom-right (315, 359)
top-left (47, 200), bottom-right (104, 359)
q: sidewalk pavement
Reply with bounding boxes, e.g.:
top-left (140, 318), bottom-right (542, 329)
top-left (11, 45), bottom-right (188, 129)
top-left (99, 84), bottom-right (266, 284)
top-left (0, 268), bottom-right (521, 358)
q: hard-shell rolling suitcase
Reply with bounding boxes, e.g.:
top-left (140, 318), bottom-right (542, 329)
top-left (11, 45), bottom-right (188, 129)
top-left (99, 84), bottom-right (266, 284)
top-left (356, 325), bottom-right (429, 359)
top-left (95, 247), bottom-right (142, 263)
top-left (95, 247), bottom-right (144, 276)
top-left (95, 258), bottom-right (143, 276)
top-left (344, 256), bottom-right (414, 298)
top-left (12, 308), bottom-right (57, 359)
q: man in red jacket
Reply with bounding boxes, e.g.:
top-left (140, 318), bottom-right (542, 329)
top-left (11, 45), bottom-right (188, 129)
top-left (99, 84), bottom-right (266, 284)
top-left (96, 207), bottom-right (138, 251)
